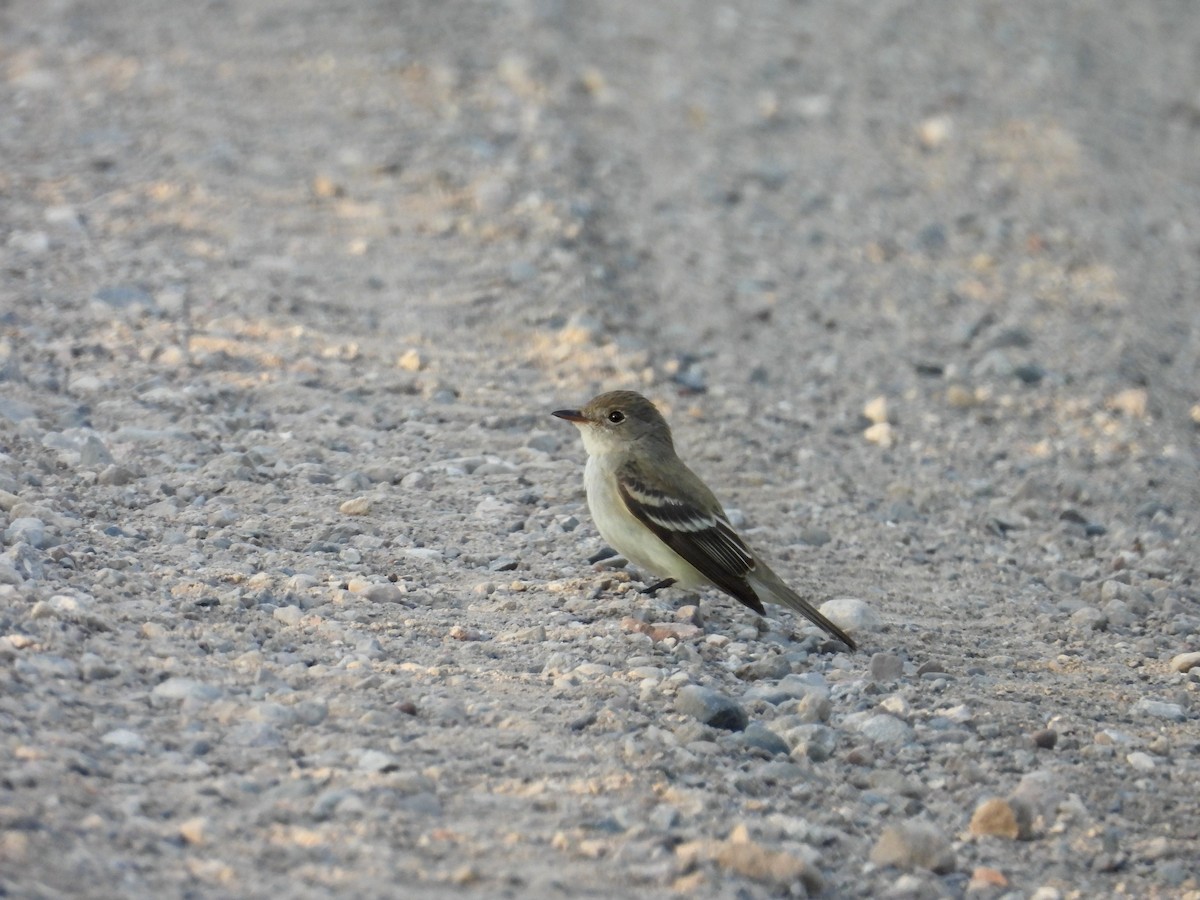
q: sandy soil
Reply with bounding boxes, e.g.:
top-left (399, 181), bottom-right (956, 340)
top-left (2, 1), bottom-right (1199, 897)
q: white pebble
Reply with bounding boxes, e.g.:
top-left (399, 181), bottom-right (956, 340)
top-left (1126, 751), bottom-right (1156, 772)
top-left (101, 729), bottom-right (146, 752)
top-left (273, 605), bottom-right (303, 626)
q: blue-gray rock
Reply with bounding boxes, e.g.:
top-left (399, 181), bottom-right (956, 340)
top-left (151, 677), bottom-right (222, 702)
top-left (784, 723), bottom-right (838, 762)
top-left (0, 397), bottom-right (37, 424)
top-left (357, 749), bottom-right (398, 773)
top-left (870, 820), bottom-right (955, 873)
top-left (101, 729), bottom-right (146, 752)
top-left (869, 652), bottom-right (905, 682)
top-left (93, 284), bottom-right (155, 310)
top-left (2, 543), bottom-right (45, 581)
top-left (78, 434), bottom-right (114, 466)
top-left (676, 685), bottom-right (748, 732)
top-left (1132, 698), bottom-right (1186, 721)
top-left (4, 518), bottom-right (46, 549)
top-left (743, 673), bottom-right (830, 706)
top-left (226, 722), bottom-right (284, 747)
top-left (851, 712), bottom-right (915, 745)
top-left (736, 723), bottom-right (790, 756)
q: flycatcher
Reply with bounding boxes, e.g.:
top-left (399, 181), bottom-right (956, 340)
top-left (553, 390), bottom-right (857, 650)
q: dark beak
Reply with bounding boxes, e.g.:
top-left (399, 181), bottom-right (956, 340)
top-left (552, 408), bottom-right (586, 423)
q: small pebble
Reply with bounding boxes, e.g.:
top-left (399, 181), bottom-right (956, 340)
top-left (360, 583), bottom-right (407, 604)
top-left (1169, 651), bottom-right (1200, 673)
top-left (1132, 698), bottom-right (1185, 721)
top-left (818, 597), bottom-right (878, 635)
top-left (1070, 606), bottom-right (1107, 631)
top-left (968, 867), bottom-right (1008, 890)
top-left (735, 724), bottom-right (789, 756)
top-left (1031, 728), bottom-right (1058, 750)
top-left (339, 496), bottom-right (371, 516)
top-left (273, 605), bottom-right (303, 626)
top-left (1126, 751), bottom-right (1156, 772)
top-left (101, 729), bottom-right (146, 752)
top-left (151, 677), bottom-right (222, 702)
top-left (862, 395), bottom-right (891, 425)
top-left (869, 820), bottom-right (955, 873)
top-left (969, 797), bottom-right (1020, 839)
top-left (179, 817), bottom-right (210, 846)
top-left (397, 349), bottom-right (425, 371)
top-left (357, 749), bottom-right (397, 773)
top-left (917, 115), bottom-right (952, 151)
top-left (4, 518), bottom-right (47, 549)
top-left (869, 652), bottom-right (904, 682)
top-left (863, 422), bottom-right (895, 447)
top-left (97, 465), bottom-right (136, 486)
top-left (675, 685), bottom-right (748, 732)
top-left (851, 713), bottom-right (914, 745)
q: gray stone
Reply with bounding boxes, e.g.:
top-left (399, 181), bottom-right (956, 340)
top-left (97, 465), bottom-right (136, 486)
top-left (80, 653), bottom-right (120, 680)
top-left (273, 605), bottom-right (303, 626)
top-left (735, 654), bottom-right (791, 681)
top-left (93, 284), bottom-right (156, 310)
top-left (1102, 598), bottom-right (1135, 628)
top-left (361, 582), bottom-right (406, 604)
top-left (1132, 698), bottom-right (1185, 721)
top-left (526, 433), bottom-right (559, 453)
top-left (675, 685), bottom-right (748, 732)
top-left (101, 729), bottom-right (146, 752)
top-left (5, 518), bottom-right (47, 549)
top-left (798, 526), bottom-right (832, 546)
top-left (2, 543), bottom-right (44, 581)
top-left (311, 789), bottom-right (362, 821)
top-left (736, 724), bottom-right (789, 756)
top-left (0, 561), bottom-right (24, 585)
top-left (785, 724), bottom-right (838, 762)
top-left (78, 434), bottom-right (114, 466)
top-left (151, 677), bottom-right (222, 702)
top-left (869, 819), bottom-right (955, 873)
top-left (15, 653), bottom-right (79, 680)
top-left (226, 722), bottom-right (284, 747)
top-left (818, 597), bottom-right (879, 635)
top-left (851, 713), bottom-right (914, 745)
top-left (357, 749), bottom-right (398, 773)
top-left (648, 804), bottom-right (680, 831)
top-left (1070, 606), bottom-right (1108, 630)
top-left (0, 397), bottom-right (37, 424)
top-left (869, 652), bottom-right (905, 682)
top-left (743, 673), bottom-right (830, 705)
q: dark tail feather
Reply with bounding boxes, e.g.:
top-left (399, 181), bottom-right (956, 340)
top-left (750, 569), bottom-right (857, 650)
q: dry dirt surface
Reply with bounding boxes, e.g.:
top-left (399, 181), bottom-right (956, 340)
top-left (3, 1), bottom-right (1200, 897)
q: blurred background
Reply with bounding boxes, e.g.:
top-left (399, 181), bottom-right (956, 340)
top-left (3, 3), bottom-right (1200, 895)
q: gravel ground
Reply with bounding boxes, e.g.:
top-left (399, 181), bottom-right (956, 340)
top-left (3, 2), bottom-right (1199, 897)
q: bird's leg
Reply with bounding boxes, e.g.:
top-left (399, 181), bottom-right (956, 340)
top-left (641, 578), bottom-right (677, 597)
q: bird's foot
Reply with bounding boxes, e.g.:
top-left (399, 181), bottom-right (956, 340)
top-left (640, 578), bottom-right (677, 597)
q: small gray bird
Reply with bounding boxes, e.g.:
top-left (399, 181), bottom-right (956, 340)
top-left (553, 390), bottom-right (856, 650)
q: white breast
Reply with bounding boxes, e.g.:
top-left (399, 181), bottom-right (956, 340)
top-left (583, 454), bottom-right (707, 588)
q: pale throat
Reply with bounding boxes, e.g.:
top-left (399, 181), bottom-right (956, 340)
top-left (580, 436), bottom-right (705, 589)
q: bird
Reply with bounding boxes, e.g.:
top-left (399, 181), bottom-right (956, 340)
top-left (552, 390), bottom-right (856, 650)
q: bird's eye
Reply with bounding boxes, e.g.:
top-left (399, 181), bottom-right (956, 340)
top-left (607, 410), bottom-right (625, 424)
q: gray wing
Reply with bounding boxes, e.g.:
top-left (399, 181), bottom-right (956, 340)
top-left (616, 465), bottom-right (766, 615)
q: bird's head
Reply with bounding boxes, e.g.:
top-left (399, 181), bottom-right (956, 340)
top-left (552, 390), bottom-right (674, 456)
